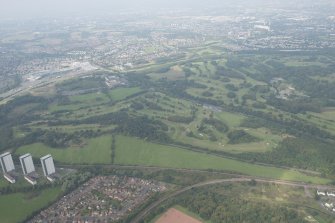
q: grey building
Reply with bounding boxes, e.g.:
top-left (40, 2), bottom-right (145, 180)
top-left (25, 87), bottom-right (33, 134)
top-left (40, 155), bottom-right (55, 176)
top-left (19, 153), bottom-right (35, 175)
top-left (0, 152), bottom-right (15, 173)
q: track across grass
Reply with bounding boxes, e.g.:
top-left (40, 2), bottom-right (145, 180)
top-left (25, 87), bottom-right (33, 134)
top-left (114, 135), bottom-right (330, 184)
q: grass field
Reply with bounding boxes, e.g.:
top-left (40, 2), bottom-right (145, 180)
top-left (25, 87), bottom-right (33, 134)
top-left (0, 178), bottom-right (8, 188)
top-left (173, 132), bottom-right (273, 153)
top-left (114, 135), bottom-right (330, 184)
top-left (0, 176), bottom-right (33, 190)
top-left (216, 111), bottom-right (245, 128)
top-left (0, 187), bottom-right (62, 223)
top-left (16, 135), bottom-right (112, 164)
top-left (148, 66), bottom-right (185, 80)
top-left (316, 108), bottom-right (335, 122)
top-left (48, 87), bottom-right (141, 113)
top-left (108, 87), bottom-right (142, 101)
top-left (70, 92), bottom-right (110, 104)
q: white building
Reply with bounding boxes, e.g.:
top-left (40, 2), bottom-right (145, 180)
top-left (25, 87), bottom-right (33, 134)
top-left (4, 173), bottom-right (15, 184)
top-left (19, 154), bottom-right (35, 175)
top-left (325, 203), bottom-right (333, 209)
top-left (40, 155), bottom-right (55, 177)
top-left (24, 175), bottom-right (37, 185)
top-left (0, 152), bottom-right (15, 173)
top-left (327, 192), bottom-right (335, 197)
top-left (317, 190), bottom-right (326, 196)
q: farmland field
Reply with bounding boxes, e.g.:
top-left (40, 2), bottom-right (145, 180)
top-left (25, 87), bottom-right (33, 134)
top-left (154, 208), bottom-right (202, 223)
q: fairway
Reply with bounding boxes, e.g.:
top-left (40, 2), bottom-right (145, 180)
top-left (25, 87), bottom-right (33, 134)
top-left (108, 87), bottom-right (142, 101)
top-left (0, 187), bottom-right (62, 223)
top-left (216, 111), bottom-right (245, 128)
top-left (48, 87), bottom-right (142, 113)
top-left (16, 136), bottom-right (112, 164)
top-left (114, 136), bottom-right (330, 184)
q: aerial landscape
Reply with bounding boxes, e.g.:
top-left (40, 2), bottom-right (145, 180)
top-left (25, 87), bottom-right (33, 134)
top-left (0, 0), bottom-right (335, 222)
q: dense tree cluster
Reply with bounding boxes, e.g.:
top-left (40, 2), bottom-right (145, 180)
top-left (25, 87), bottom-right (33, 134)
top-left (232, 106), bottom-right (335, 140)
top-left (56, 76), bottom-right (108, 93)
top-left (202, 118), bottom-right (229, 133)
top-left (267, 96), bottom-right (322, 113)
top-left (215, 64), bottom-right (245, 79)
top-left (61, 172), bottom-right (93, 192)
top-left (167, 115), bottom-right (194, 124)
top-left (145, 186), bottom-right (308, 223)
top-left (227, 130), bottom-right (260, 144)
top-left (238, 137), bottom-right (335, 174)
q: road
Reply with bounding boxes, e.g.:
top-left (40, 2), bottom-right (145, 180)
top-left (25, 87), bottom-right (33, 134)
top-left (130, 177), bottom-right (335, 223)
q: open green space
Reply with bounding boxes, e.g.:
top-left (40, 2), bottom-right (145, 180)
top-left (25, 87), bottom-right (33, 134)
top-left (114, 135), bottom-right (330, 184)
top-left (317, 108), bottom-right (335, 121)
top-left (107, 87), bottom-right (142, 101)
top-left (172, 129), bottom-right (273, 153)
top-left (16, 135), bottom-right (112, 164)
top-left (48, 87), bottom-right (141, 113)
top-left (148, 66), bottom-right (185, 80)
top-left (0, 176), bottom-right (34, 190)
top-left (0, 187), bottom-right (62, 223)
top-left (148, 181), bottom-right (334, 223)
top-left (70, 92), bottom-right (110, 104)
top-left (215, 111), bottom-right (245, 128)
top-left (1, 48), bottom-right (335, 187)
top-left (0, 178), bottom-right (8, 188)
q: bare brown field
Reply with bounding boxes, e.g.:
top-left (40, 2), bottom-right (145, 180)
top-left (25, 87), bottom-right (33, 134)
top-left (155, 208), bottom-right (202, 223)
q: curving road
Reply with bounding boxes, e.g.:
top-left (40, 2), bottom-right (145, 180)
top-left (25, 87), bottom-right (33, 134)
top-left (130, 177), bottom-right (335, 223)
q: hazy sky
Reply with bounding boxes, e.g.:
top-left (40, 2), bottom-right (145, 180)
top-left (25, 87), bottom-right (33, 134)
top-left (0, 0), bottom-right (333, 19)
top-left (0, 0), bottom-right (218, 18)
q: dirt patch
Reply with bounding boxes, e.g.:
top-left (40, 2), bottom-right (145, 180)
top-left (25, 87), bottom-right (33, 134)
top-left (155, 208), bottom-right (202, 223)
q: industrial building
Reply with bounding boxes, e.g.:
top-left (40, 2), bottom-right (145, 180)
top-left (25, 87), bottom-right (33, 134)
top-left (40, 154), bottom-right (56, 182)
top-left (0, 152), bottom-right (16, 183)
